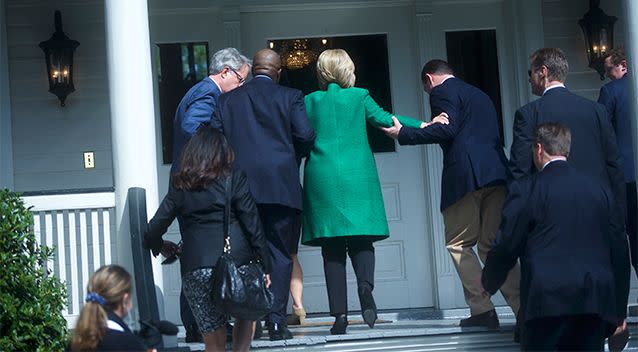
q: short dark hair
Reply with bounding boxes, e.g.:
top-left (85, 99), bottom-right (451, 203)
top-left (604, 47), bottom-right (627, 66)
top-left (530, 48), bottom-right (569, 82)
top-left (172, 126), bottom-right (235, 190)
top-left (534, 122), bottom-right (571, 157)
top-left (421, 59), bottom-right (454, 82)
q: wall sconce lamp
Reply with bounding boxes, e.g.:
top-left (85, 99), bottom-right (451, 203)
top-left (578, 0), bottom-right (617, 80)
top-left (39, 10), bottom-right (80, 107)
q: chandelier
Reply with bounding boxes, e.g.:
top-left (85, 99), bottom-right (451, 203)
top-left (281, 39), bottom-right (317, 70)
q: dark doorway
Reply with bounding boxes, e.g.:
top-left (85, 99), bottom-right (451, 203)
top-left (270, 34), bottom-right (396, 153)
top-left (445, 30), bottom-right (504, 144)
top-left (156, 42), bottom-right (209, 164)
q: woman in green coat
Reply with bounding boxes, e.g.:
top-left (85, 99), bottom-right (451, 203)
top-left (302, 49), bottom-right (429, 335)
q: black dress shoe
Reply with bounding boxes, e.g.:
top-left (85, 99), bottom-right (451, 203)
top-left (253, 320), bottom-right (263, 340)
top-left (266, 322), bottom-right (293, 341)
top-left (358, 285), bottom-right (378, 328)
top-left (184, 326), bottom-right (203, 343)
top-left (459, 309), bottom-right (500, 330)
top-left (330, 314), bottom-right (348, 335)
top-left (608, 328), bottom-right (629, 352)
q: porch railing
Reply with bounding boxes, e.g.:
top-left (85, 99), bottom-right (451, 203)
top-left (22, 190), bottom-right (116, 327)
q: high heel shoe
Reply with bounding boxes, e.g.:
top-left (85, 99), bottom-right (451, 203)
top-left (358, 285), bottom-right (377, 328)
top-left (287, 306), bottom-right (307, 325)
top-left (330, 314), bottom-right (348, 335)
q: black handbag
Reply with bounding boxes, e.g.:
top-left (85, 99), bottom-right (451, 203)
top-left (211, 176), bottom-right (273, 320)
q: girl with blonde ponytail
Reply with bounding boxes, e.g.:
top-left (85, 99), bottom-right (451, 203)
top-left (71, 265), bottom-right (146, 351)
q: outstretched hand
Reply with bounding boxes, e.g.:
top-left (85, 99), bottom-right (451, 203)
top-left (380, 116), bottom-right (403, 139)
top-left (426, 112), bottom-right (450, 127)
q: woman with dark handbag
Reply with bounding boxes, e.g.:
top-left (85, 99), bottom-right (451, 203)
top-left (144, 126), bottom-right (271, 352)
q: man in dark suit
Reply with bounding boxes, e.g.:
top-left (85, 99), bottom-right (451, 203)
top-left (212, 49), bottom-right (315, 341)
top-left (509, 48), bottom-right (626, 225)
top-left (170, 47), bottom-right (251, 342)
top-left (482, 122), bottom-right (630, 350)
top-left (598, 47), bottom-right (637, 279)
top-left (381, 59), bottom-right (520, 329)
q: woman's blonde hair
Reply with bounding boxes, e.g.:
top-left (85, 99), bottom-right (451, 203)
top-left (71, 265), bottom-right (133, 351)
top-left (316, 49), bottom-right (356, 90)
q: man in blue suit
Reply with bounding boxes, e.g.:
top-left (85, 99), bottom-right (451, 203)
top-left (212, 49), bottom-right (315, 341)
top-left (171, 47), bottom-right (251, 174)
top-left (169, 47), bottom-right (251, 342)
top-left (598, 47), bottom-right (637, 280)
top-left (482, 122), bottom-right (629, 350)
top-left (382, 59), bottom-right (520, 329)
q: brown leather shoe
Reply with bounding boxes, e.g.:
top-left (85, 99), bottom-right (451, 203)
top-left (459, 309), bottom-right (500, 330)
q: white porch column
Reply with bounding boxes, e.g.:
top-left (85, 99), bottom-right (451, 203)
top-left (624, 0), bottom-right (638, 187)
top-left (0, 0), bottom-right (13, 190)
top-left (104, 1), bottom-right (161, 288)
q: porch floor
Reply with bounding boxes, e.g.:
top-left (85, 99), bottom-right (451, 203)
top-left (175, 307), bottom-right (637, 351)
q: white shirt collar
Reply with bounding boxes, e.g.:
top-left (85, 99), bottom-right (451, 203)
top-left (440, 75), bottom-right (455, 84)
top-left (106, 319), bottom-right (125, 332)
top-left (542, 83), bottom-right (565, 95)
top-left (542, 157), bottom-right (567, 170)
top-left (208, 76), bottom-right (222, 93)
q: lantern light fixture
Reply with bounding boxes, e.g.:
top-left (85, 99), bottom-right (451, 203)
top-left (578, 0), bottom-right (617, 80)
top-left (39, 10), bottom-right (80, 106)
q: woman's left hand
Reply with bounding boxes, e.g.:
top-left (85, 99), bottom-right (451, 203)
top-left (160, 240), bottom-right (180, 258)
top-left (266, 274), bottom-right (271, 288)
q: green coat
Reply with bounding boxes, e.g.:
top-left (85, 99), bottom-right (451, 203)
top-left (301, 83), bottom-right (423, 246)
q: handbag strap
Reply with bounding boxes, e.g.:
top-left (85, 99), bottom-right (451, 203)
top-left (223, 175), bottom-right (231, 254)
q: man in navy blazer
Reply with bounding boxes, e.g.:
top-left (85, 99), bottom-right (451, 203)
top-left (169, 47), bottom-right (251, 342)
top-left (212, 49), bottom-right (315, 340)
top-left (382, 59), bottom-right (520, 329)
top-left (482, 122), bottom-right (630, 350)
top-left (171, 48), bottom-right (251, 174)
top-left (598, 47), bottom-right (637, 279)
top-left (510, 48), bottom-right (626, 258)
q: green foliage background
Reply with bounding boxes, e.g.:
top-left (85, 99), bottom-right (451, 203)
top-left (0, 189), bottom-right (68, 351)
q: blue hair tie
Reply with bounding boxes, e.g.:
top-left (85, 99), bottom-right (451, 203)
top-left (85, 292), bottom-right (107, 306)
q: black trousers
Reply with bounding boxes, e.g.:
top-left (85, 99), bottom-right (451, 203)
top-left (522, 314), bottom-right (613, 351)
top-left (321, 237), bottom-right (375, 316)
top-left (626, 182), bottom-right (637, 276)
top-left (258, 204), bottom-right (301, 326)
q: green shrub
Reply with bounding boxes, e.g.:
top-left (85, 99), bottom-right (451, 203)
top-left (0, 189), bottom-right (68, 351)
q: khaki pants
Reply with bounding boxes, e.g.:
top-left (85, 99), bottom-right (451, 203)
top-left (442, 185), bottom-right (520, 316)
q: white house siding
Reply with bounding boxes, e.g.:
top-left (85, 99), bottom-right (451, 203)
top-left (542, 0), bottom-right (625, 101)
top-left (6, 0), bottom-right (113, 192)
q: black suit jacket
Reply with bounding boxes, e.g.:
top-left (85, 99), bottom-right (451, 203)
top-left (398, 77), bottom-right (508, 211)
top-left (144, 170), bottom-right (271, 276)
top-left (598, 74), bottom-right (635, 183)
top-left (510, 87), bottom-right (626, 235)
top-left (211, 76), bottom-right (316, 210)
top-left (482, 161), bottom-right (630, 325)
top-left (96, 311), bottom-right (146, 351)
